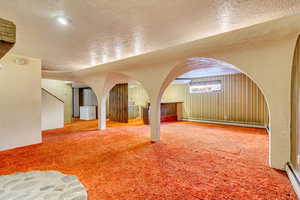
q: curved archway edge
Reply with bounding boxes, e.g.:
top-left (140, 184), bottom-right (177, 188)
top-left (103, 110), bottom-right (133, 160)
top-left (76, 37), bottom-right (296, 170)
top-left (148, 38), bottom-right (295, 170)
top-left (82, 72), bottom-right (151, 130)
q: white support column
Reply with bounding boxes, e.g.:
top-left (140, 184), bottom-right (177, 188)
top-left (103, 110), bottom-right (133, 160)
top-left (98, 95), bottom-right (107, 130)
top-left (150, 97), bottom-right (161, 142)
top-left (267, 100), bottom-right (290, 170)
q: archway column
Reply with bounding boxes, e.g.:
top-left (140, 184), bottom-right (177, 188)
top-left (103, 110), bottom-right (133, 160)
top-left (83, 72), bottom-right (132, 131)
top-left (149, 96), bottom-right (161, 142)
top-left (98, 94), bottom-right (107, 130)
top-left (154, 56), bottom-right (291, 170)
top-left (266, 94), bottom-right (291, 169)
top-left (83, 74), bottom-right (108, 132)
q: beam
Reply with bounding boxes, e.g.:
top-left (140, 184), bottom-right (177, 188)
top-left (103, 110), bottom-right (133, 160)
top-left (0, 18), bottom-right (16, 59)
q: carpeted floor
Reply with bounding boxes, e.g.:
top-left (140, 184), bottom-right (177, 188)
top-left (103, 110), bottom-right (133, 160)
top-left (0, 120), bottom-right (296, 199)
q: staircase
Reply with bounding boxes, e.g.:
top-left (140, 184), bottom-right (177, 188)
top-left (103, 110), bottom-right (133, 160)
top-left (41, 88), bottom-right (65, 131)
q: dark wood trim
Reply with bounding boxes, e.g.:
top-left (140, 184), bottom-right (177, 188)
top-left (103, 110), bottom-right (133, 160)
top-left (79, 88), bottom-right (84, 107)
top-left (42, 88), bottom-right (64, 103)
top-left (142, 102), bottom-right (180, 124)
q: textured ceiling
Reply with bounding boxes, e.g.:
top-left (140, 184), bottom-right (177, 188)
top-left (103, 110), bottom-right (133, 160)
top-left (0, 0), bottom-right (300, 71)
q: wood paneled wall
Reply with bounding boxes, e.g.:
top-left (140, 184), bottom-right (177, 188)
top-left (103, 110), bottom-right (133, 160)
top-left (115, 74), bottom-right (269, 126)
top-left (162, 73), bottom-right (269, 126)
top-left (161, 103), bottom-right (177, 117)
top-left (109, 83), bottom-right (128, 123)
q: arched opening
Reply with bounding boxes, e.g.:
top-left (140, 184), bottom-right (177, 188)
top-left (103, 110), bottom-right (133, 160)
top-left (42, 76), bottom-right (151, 133)
top-left (152, 57), bottom-right (271, 165)
top-left (104, 80), bottom-right (150, 128)
top-left (80, 72), bottom-right (151, 130)
top-left (290, 35), bottom-right (300, 179)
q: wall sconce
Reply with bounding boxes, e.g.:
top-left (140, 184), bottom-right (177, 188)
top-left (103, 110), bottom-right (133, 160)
top-left (14, 57), bottom-right (26, 65)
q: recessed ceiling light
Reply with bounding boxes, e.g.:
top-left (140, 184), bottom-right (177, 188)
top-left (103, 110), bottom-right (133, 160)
top-left (56, 16), bottom-right (70, 25)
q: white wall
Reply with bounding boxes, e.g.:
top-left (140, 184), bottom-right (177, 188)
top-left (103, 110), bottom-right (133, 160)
top-left (82, 88), bottom-right (98, 106)
top-left (72, 88), bottom-right (97, 118)
top-left (41, 90), bottom-right (64, 130)
top-left (42, 79), bottom-right (73, 123)
top-left (0, 54), bottom-right (41, 151)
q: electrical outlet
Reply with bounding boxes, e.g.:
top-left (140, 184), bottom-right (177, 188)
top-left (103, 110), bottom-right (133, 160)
top-left (224, 115), bottom-right (228, 120)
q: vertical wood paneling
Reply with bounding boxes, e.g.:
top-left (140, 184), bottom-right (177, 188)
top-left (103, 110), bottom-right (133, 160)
top-left (126, 73), bottom-right (268, 126)
top-left (109, 83), bottom-right (128, 123)
top-left (161, 103), bottom-right (177, 117)
top-left (161, 73), bottom-right (269, 126)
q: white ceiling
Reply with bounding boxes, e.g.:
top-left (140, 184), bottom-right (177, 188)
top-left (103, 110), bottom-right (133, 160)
top-left (1, 0), bottom-right (300, 71)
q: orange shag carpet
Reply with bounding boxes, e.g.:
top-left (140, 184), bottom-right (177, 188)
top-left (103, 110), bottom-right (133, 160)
top-left (0, 120), bottom-right (296, 199)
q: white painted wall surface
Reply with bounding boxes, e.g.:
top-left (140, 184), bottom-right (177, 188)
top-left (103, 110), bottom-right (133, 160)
top-left (83, 88), bottom-right (98, 106)
top-left (41, 90), bottom-right (64, 130)
top-left (41, 79), bottom-right (72, 123)
top-left (0, 54), bottom-right (41, 151)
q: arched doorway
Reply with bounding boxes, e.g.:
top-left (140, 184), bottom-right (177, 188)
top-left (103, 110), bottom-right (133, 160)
top-left (85, 72), bottom-right (150, 130)
top-left (151, 57), bottom-right (271, 164)
top-left (105, 80), bottom-right (150, 127)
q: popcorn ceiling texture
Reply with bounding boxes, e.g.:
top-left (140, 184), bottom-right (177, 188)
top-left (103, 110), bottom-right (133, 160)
top-left (1, 1), bottom-right (300, 71)
top-left (0, 18), bottom-right (15, 59)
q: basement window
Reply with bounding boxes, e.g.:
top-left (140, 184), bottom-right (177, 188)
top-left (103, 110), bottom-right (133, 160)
top-left (189, 80), bottom-right (222, 94)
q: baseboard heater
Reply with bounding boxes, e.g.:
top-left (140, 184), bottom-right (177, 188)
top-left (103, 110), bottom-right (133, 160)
top-left (286, 163), bottom-right (300, 199)
top-left (181, 118), bottom-right (266, 129)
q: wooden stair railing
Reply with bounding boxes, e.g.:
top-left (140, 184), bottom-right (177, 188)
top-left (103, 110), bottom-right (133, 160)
top-left (42, 88), bottom-right (64, 103)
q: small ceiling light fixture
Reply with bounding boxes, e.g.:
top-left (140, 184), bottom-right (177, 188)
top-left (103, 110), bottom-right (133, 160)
top-left (56, 16), bottom-right (71, 26)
